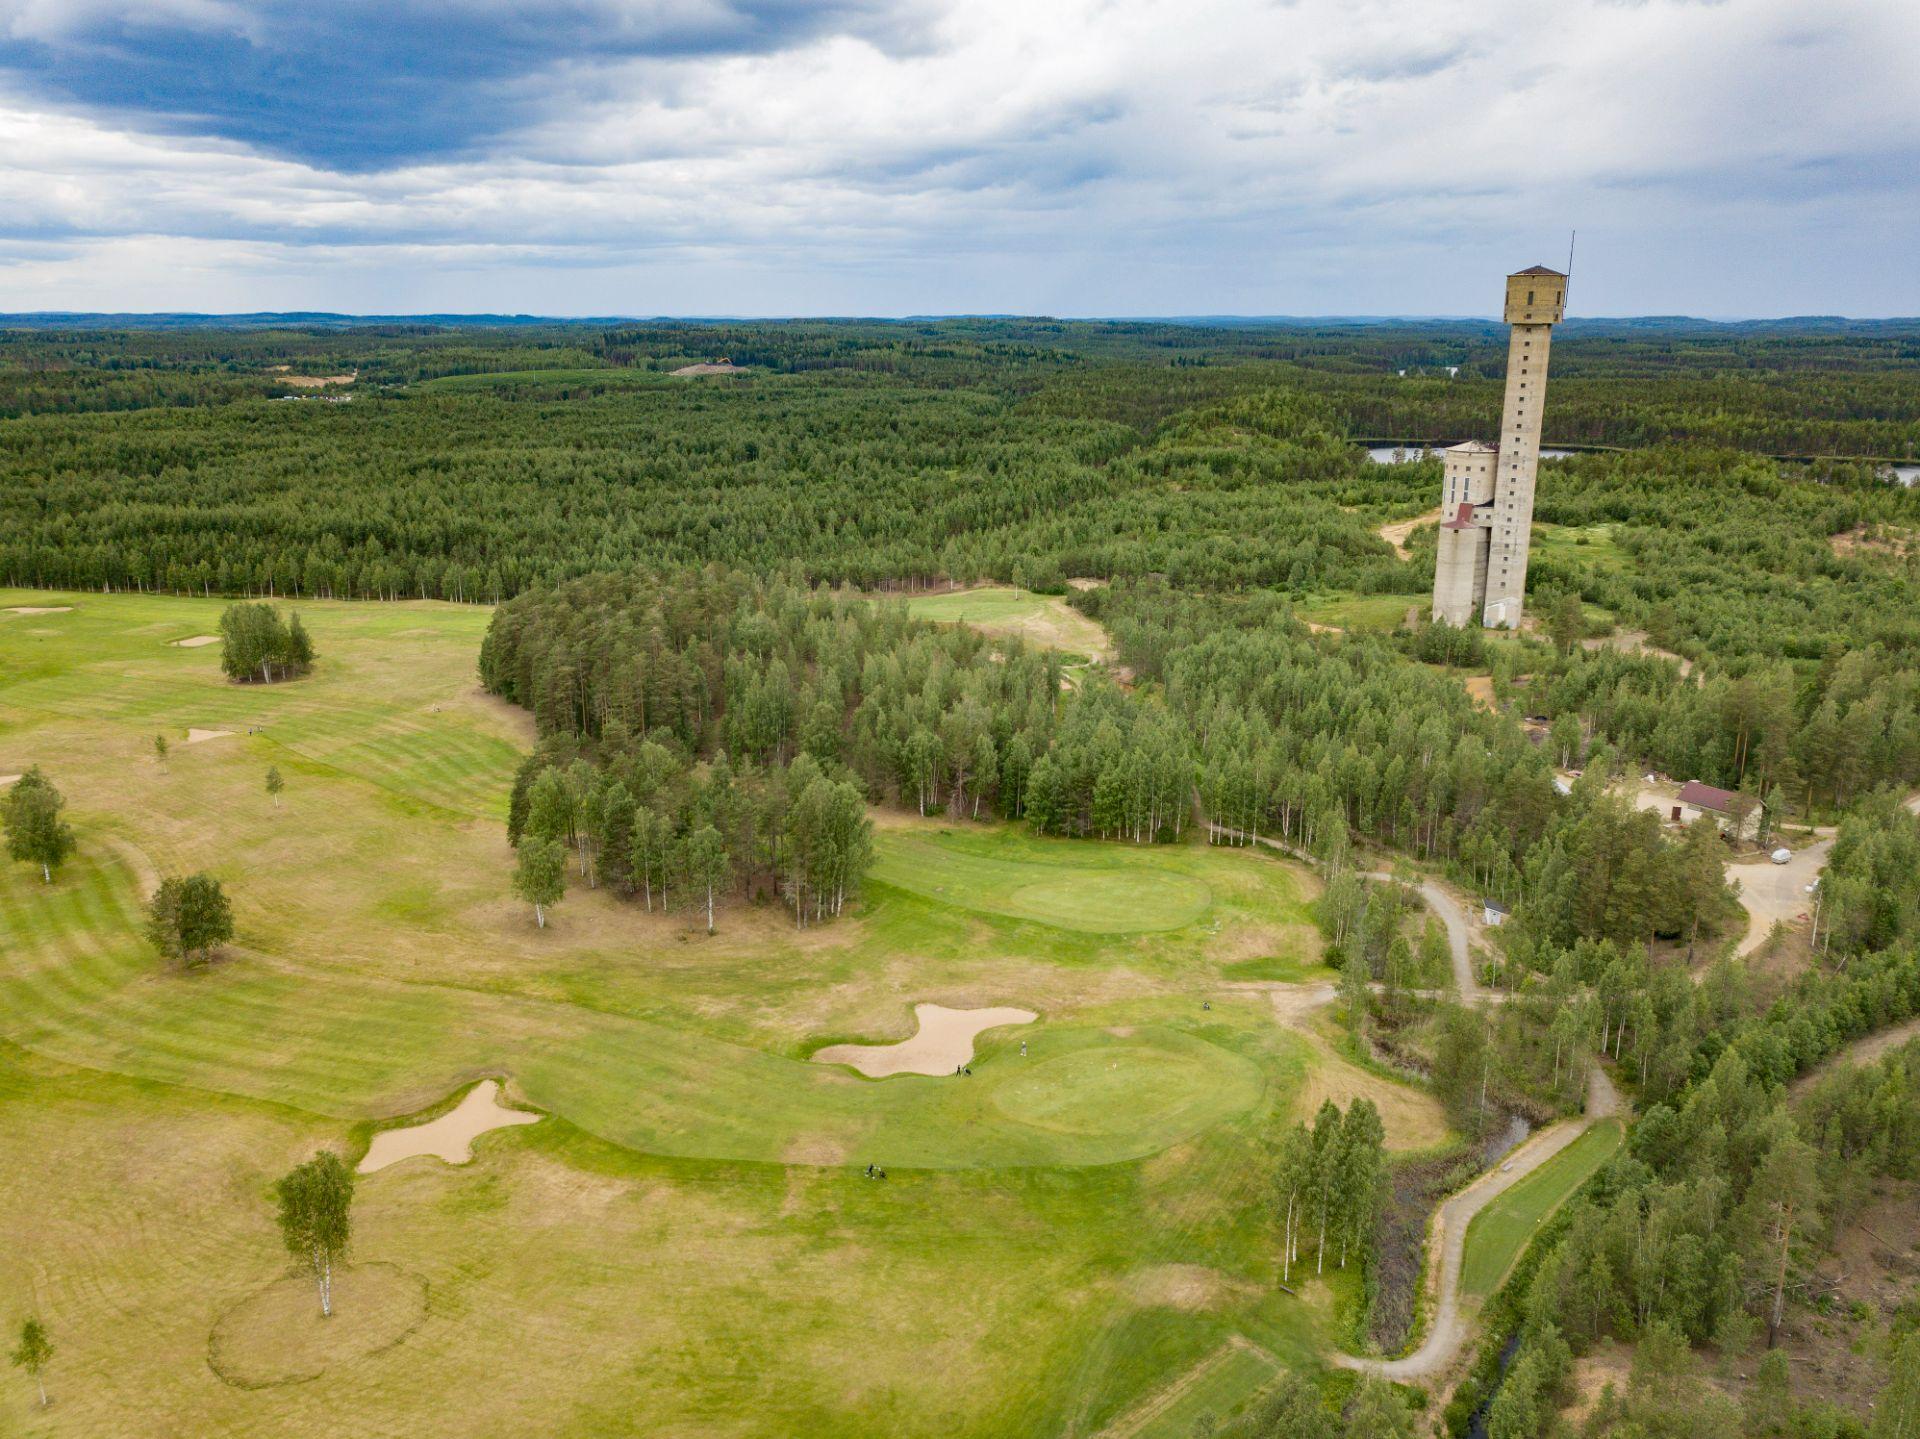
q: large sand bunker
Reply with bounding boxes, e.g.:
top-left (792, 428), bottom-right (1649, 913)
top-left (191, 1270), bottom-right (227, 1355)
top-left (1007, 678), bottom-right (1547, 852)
top-left (813, 1003), bottom-right (1037, 1078)
top-left (358, 1080), bottom-right (541, 1173)
top-left (173, 635), bottom-right (220, 648)
top-left (6, 606), bottom-right (72, 615)
top-left (186, 728), bottom-right (234, 744)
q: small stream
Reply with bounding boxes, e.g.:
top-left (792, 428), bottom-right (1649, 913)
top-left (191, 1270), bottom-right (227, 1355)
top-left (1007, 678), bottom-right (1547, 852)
top-left (1464, 1332), bottom-right (1523, 1439)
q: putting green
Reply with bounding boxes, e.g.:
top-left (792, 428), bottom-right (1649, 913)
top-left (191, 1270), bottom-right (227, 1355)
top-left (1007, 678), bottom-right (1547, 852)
top-left (991, 1034), bottom-right (1255, 1139)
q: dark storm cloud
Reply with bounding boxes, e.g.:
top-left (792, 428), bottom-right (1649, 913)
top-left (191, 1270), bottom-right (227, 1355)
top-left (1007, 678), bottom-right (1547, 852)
top-left (0, 0), bottom-right (918, 170)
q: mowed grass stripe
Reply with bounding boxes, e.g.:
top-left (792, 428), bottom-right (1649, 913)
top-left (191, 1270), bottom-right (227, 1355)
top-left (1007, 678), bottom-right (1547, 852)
top-left (1461, 1119), bottom-right (1624, 1297)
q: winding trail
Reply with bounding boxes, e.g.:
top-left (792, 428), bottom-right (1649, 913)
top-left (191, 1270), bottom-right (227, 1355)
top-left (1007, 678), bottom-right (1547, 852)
top-left (1336, 1065), bottom-right (1620, 1381)
top-left (1790, 1016), bottom-right (1920, 1097)
top-left (1207, 823), bottom-right (1614, 1382)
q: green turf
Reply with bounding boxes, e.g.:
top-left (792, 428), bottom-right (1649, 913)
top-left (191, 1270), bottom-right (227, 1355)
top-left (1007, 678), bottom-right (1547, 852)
top-left (0, 588), bottom-right (1340, 1437)
top-left (1461, 1120), bottom-right (1624, 1297)
top-left (1291, 592), bottom-right (1416, 632)
top-left (870, 828), bottom-right (1213, 933)
top-left (904, 586), bottom-right (1055, 625)
top-left (1136, 1342), bottom-right (1283, 1438)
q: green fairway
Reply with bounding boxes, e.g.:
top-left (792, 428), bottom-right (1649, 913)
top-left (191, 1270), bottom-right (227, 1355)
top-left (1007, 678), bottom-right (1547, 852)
top-left (0, 589), bottom-right (1338, 1437)
top-left (869, 827), bottom-right (1214, 933)
top-left (1461, 1120), bottom-right (1625, 1297)
top-left (1135, 1342), bottom-right (1283, 1438)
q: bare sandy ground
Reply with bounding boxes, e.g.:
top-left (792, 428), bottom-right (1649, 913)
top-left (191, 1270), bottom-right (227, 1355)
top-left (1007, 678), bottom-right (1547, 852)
top-left (1462, 675), bottom-right (1495, 712)
top-left (812, 1003), bottom-right (1036, 1078)
top-left (1791, 1016), bottom-right (1920, 1096)
top-left (277, 371), bottom-right (357, 388)
top-left (172, 635), bottom-right (220, 648)
top-left (0, 774), bottom-right (20, 786)
top-left (358, 1080), bottom-right (541, 1173)
top-left (670, 362), bottom-right (742, 376)
top-left (185, 728), bottom-right (234, 744)
top-left (6, 606), bottom-right (72, 615)
top-left (1727, 839), bottom-right (1830, 957)
top-left (1257, 981), bottom-right (1450, 1149)
top-left (1378, 508), bottom-right (1442, 560)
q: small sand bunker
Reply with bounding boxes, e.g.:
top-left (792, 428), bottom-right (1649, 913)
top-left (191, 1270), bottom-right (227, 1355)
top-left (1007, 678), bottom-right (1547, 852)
top-left (173, 635), bottom-right (220, 648)
top-left (813, 1003), bottom-right (1036, 1078)
top-left (186, 728), bottom-right (234, 744)
top-left (5, 606), bottom-right (72, 615)
top-left (0, 774), bottom-right (20, 786)
top-left (358, 1080), bottom-right (541, 1174)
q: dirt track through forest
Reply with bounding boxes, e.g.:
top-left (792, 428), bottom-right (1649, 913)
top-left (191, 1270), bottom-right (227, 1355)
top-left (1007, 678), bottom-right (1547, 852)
top-left (1207, 824), bottom-right (1614, 1382)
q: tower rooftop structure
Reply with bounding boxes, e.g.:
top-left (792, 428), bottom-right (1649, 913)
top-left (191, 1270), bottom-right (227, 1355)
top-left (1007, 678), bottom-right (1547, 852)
top-left (1430, 265), bottom-right (1567, 629)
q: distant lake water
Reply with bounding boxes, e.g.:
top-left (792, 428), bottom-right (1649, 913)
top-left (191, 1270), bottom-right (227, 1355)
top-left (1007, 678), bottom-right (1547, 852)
top-left (1364, 445), bottom-right (1577, 464)
top-left (1888, 465), bottom-right (1919, 487)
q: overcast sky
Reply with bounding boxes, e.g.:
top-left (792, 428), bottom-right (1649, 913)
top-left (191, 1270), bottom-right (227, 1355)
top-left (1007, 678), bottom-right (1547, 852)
top-left (0, 0), bottom-right (1915, 318)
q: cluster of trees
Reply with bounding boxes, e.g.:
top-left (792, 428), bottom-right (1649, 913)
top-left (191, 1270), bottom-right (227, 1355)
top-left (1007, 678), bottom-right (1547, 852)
top-left (1274, 1098), bottom-right (1388, 1284)
top-left (218, 602), bottom-right (314, 683)
top-left (2, 767), bottom-right (75, 884)
top-left (508, 742), bottom-right (872, 933)
top-left (483, 566), bottom-right (1066, 801)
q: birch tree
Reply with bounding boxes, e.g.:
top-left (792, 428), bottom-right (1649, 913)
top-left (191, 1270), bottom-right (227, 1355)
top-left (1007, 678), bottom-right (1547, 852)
top-left (3, 768), bottom-right (75, 884)
top-left (9, 1318), bottom-right (50, 1409)
top-left (275, 1151), bottom-right (354, 1318)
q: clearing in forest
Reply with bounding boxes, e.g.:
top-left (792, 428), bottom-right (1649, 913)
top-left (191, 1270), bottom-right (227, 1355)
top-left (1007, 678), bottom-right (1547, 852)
top-left (905, 585), bottom-right (1113, 662)
top-left (1377, 507), bottom-right (1441, 559)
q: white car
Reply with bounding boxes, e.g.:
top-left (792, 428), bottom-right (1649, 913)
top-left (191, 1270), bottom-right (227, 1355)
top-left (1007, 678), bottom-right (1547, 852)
top-left (1771, 848), bottom-right (1793, 865)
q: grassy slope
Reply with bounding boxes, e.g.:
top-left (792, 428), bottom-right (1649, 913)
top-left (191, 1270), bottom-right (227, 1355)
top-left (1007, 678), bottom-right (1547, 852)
top-left (1460, 1120), bottom-right (1625, 1299)
top-left (0, 590), bottom-right (1344, 1437)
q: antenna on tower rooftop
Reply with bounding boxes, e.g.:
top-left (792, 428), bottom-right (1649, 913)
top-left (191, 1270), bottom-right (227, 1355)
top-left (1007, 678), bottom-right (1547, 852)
top-left (1566, 230), bottom-right (1576, 283)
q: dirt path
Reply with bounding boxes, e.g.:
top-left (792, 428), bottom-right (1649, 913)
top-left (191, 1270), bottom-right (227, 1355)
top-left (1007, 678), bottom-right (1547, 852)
top-left (1207, 824), bottom-right (1611, 1378)
top-left (1337, 1063), bottom-right (1619, 1382)
top-left (1379, 508), bottom-right (1442, 561)
top-left (1790, 1017), bottom-right (1920, 1097)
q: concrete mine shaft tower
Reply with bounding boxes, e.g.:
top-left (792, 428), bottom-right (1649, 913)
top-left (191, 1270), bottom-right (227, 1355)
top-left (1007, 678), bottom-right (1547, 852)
top-left (1431, 265), bottom-right (1567, 629)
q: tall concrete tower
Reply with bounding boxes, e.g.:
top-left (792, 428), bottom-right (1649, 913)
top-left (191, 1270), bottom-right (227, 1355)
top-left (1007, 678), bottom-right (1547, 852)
top-left (1431, 265), bottom-right (1567, 629)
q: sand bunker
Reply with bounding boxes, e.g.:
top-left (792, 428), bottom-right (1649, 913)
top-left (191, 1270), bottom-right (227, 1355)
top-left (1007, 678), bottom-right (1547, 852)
top-left (0, 774), bottom-right (19, 786)
top-left (173, 635), bottom-right (220, 648)
top-left (6, 606), bottom-right (72, 615)
top-left (358, 1080), bottom-right (541, 1174)
top-left (813, 1003), bottom-right (1037, 1078)
top-left (186, 728), bottom-right (234, 744)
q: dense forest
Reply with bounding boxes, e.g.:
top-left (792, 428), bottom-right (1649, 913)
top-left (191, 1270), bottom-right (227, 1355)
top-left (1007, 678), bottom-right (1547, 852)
top-left (11, 313), bottom-right (1920, 1429)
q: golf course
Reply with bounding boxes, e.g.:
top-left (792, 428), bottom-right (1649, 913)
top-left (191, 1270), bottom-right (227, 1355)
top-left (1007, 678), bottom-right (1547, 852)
top-left (0, 589), bottom-right (1387, 1437)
